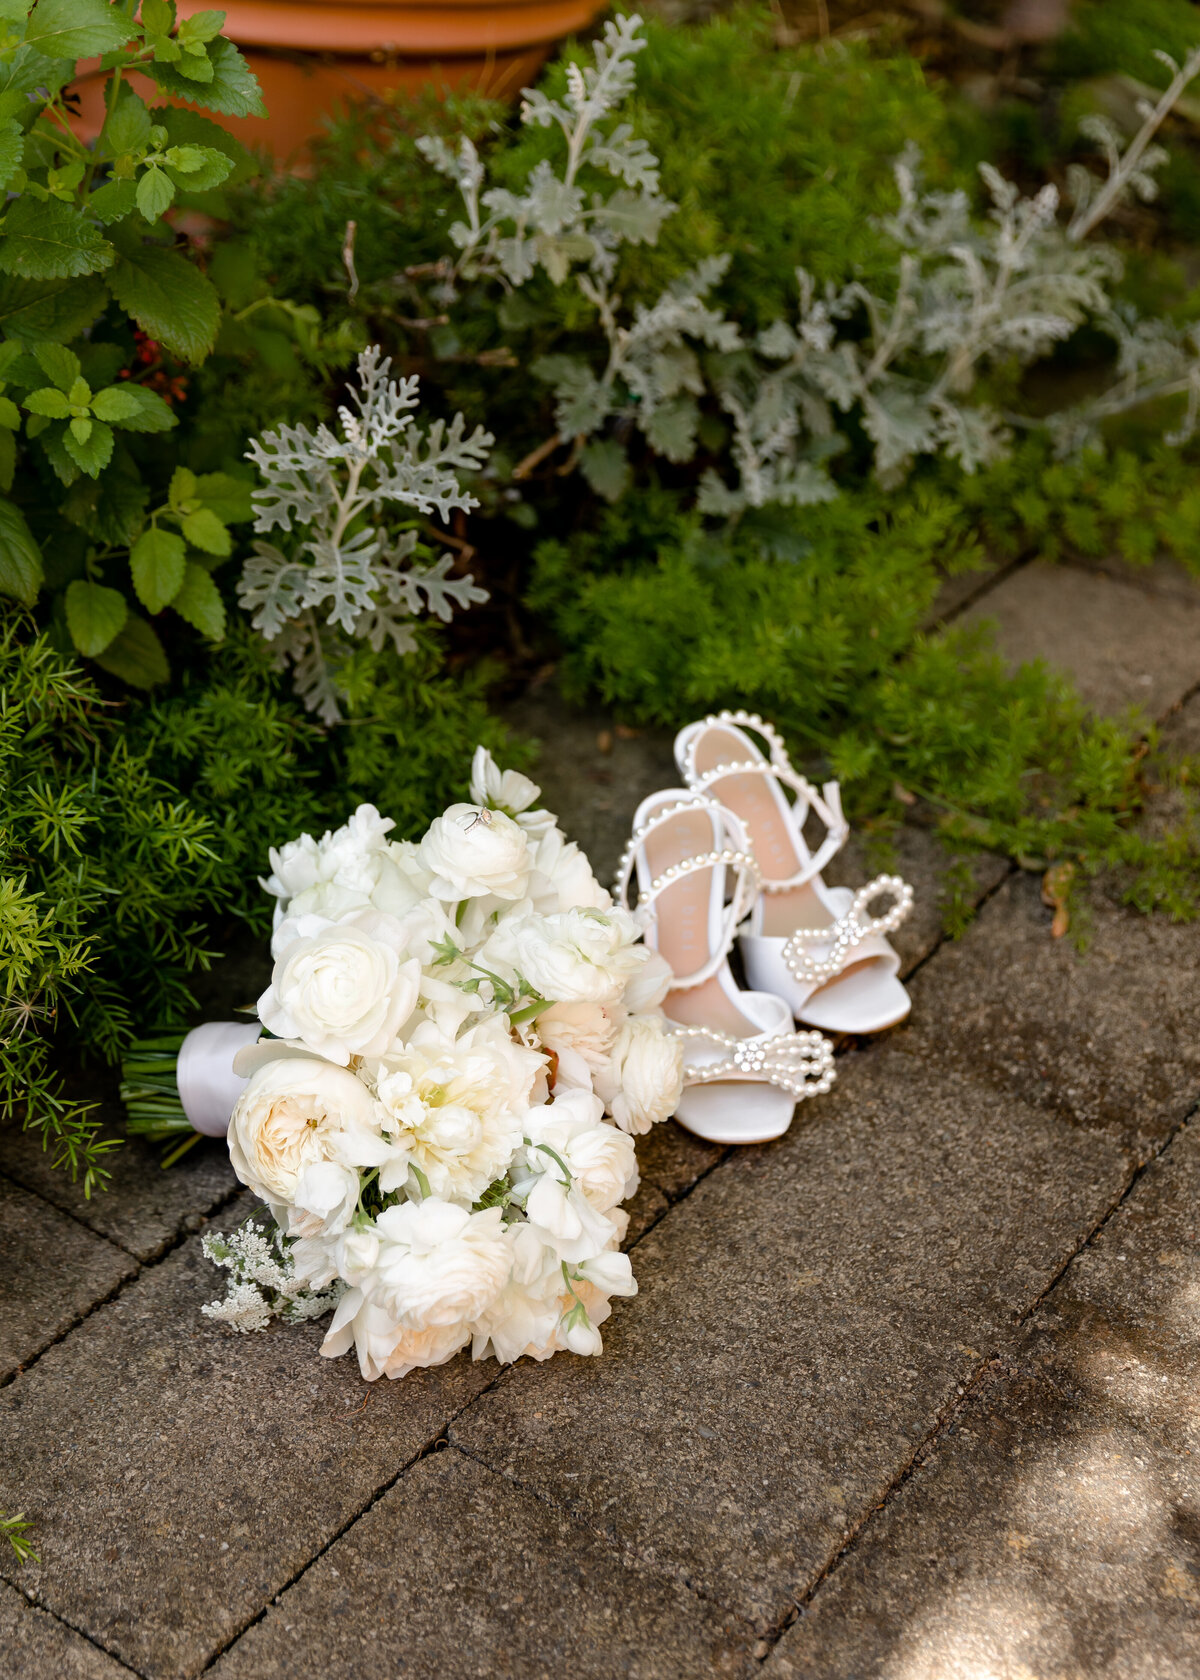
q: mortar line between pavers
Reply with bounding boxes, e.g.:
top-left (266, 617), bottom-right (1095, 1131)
top-left (750, 1093), bottom-right (1200, 1664)
top-left (0, 1161), bottom-right (144, 1262)
top-left (0, 1179), bottom-right (246, 1395)
top-left (448, 1438), bottom-right (764, 1642)
top-left (926, 546), bottom-right (1036, 630)
top-left (6, 1582), bottom-right (151, 1680)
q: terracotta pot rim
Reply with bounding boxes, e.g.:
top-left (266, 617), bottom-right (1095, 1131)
top-left (176, 0), bottom-right (599, 54)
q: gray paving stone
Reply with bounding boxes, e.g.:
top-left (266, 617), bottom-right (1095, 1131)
top-left (897, 872), bottom-right (1200, 1158)
top-left (1, 1581), bottom-right (134, 1680)
top-left (0, 1112), bottom-right (238, 1265)
top-left (963, 558), bottom-right (1200, 720)
top-left (761, 1118), bottom-right (1200, 1680)
top-left (923, 556), bottom-right (1014, 627)
top-left (0, 1175), bottom-right (135, 1384)
top-left (210, 1446), bottom-right (754, 1680)
top-left (0, 1213), bottom-right (498, 1680)
top-left (1069, 551), bottom-right (1200, 609)
top-left (451, 1046), bottom-right (1128, 1633)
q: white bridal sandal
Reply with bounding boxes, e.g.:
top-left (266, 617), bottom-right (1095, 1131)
top-left (616, 790), bottom-right (835, 1145)
top-left (674, 712), bottom-right (914, 1035)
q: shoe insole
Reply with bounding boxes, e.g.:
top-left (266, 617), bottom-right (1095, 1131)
top-left (642, 804), bottom-right (756, 1038)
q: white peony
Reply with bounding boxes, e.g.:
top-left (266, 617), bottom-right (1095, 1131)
top-left (364, 1017), bottom-right (544, 1201)
top-left (482, 907), bottom-right (643, 1006)
top-left (258, 911), bottom-right (421, 1065)
top-left (369, 1199), bottom-right (512, 1329)
top-left (321, 1289), bottom-right (469, 1381)
top-left (469, 1223), bottom-right (565, 1365)
top-left (418, 804), bottom-right (532, 901)
top-left (227, 1056), bottom-right (388, 1205)
top-left (593, 1013), bottom-right (684, 1134)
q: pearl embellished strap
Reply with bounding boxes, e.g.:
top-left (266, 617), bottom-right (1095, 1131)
top-left (680, 710), bottom-right (850, 891)
top-left (614, 795), bottom-right (760, 991)
top-left (780, 875), bottom-right (913, 986)
top-left (667, 1022), bottom-right (836, 1101)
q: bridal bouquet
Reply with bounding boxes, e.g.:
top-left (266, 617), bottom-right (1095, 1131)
top-left (127, 750), bottom-right (684, 1381)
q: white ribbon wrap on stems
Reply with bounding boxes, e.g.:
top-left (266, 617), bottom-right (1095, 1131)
top-left (178, 1021), bottom-right (264, 1137)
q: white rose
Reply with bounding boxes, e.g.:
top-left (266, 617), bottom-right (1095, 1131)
top-left (528, 827), bottom-right (611, 914)
top-left (364, 1017), bottom-right (544, 1201)
top-left (469, 747), bottom-right (553, 834)
top-left (485, 907), bottom-right (641, 1006)
top-left (418, 804), bottom-right (532, 902)
top-left (227, 1056), bottom-right (388, 1205)
top-left (258, 912), bottom-right (421, 1064)
top-left (594, 1013), bottom-right (684, 1134)
top-left (370, 1199), bottom-right (512, 1329)
top-left (286, 1160), bottom-right (361, 1238)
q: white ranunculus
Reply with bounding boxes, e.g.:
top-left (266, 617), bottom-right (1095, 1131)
top-left (469, 746), bottom-right (553, 834)
top-left (528, 826), bottom-right (611, 914)
top-left (261, 831), bottom-right (324, 908)
top-left (364, 1017), bottom-right (544, 1201)
top-left (594, 1013), bottom-right (684, 1135)
top-left (534, 998), bottom-right (623, 1091)
top-left (418, 804), bottom-right (532, 902)
top-left (263, 804), bottom-right (396, 911)
top-left (619, 948), bottom-right (673, 1012)
top-left (370, 1199), bottom-right (512, 1329)
top-left (525, 1087), bottom-right (638, 1212)
top-left (227, 1056), bottom-right (388, 1205)
top-left (320, 1289), bottom-right (469, 1381)
top-left (286, 1160), bottom-right (361, 1239)
top-left (258, 912), bottom-right (421, 1065)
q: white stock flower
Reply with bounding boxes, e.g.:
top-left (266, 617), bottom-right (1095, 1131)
top-left (370, 1199), bottom-right (512, 1330)
top-left (593, 1013), bottom-right (684, 1134)
top-left (227, 1056), bottom-right (388, 1205)
top-left (286, 1160), bottom-right (361, 1239)
top-left (418, 804), bottom-right (532, 901)
top-left (469, 746), bottom-right (553, 834)
top-left (527, 826), bottom-right (611, 914)
top-left (364, 1017), bottom-right (544, 1201)
top-left (259, 911), bottom-right (421, 1064)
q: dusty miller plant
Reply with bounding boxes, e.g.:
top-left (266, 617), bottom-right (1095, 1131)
top-left (240, 346), bottom-right (491, 722)
top-left (418, 19), bottom-right (1200, 513)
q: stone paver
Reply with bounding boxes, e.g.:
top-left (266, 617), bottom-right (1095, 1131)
top-left (210, 1447), bottom-right (754, 1680)
top-left (0, 1115), bottom-right (237, 1265)
top-left (963, 558), bottom-right (1200, 720)
top-left (452, 1045), bottom-right (1128, 1632)
top-left (0, 1208), bottom-right (498, 1680)
top-left (899, 872), bottom-right (1200, 1159)
top-left (0, 1175), bottom-right (135, 1384)
top-left (762, 1116), bottom-right (1200, 1680)
top-left (2, 1581), bottom-right (134, 1680)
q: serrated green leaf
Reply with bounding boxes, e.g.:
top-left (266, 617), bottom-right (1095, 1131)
top-left (0, 428), bottom-right (15, 493)
top-left (169, 465), bottom-right (196, 505)
top-left (105, 235), bottom-right (220, 364)
top-left (163, 145), bottom-right (205, 174)
top-left (0, 396), bottom-right (20, 429)
top-left (179, 8), bottom-right (224, 42)
top-left (93, 612), bottom-right (169, 688)
top-left (38, 421), bottom-right (79, 485)
top-left (0, 119), bottom-right (22, 193)
top-left (145, 37), bottom-right (266, 119)
top-left (156, 107), bottom-right (256, 187)
top-left (65, 577), bottom-right (126, 655)
top-left (33, 341), bottom-right (80, 389)
top-left (91, 385), bottom-right (143, 422)
top-left (103, 89), bottom-right (153, 156)
top-left (63, 416), bottom-right (114, 475)
top-left (0, 42), bottom-right (70, 99)
top-left (0, 198), bottom-right (114, 280)
top-left (115, 382), bottom-right (176, 434)
top-left (136, 165), bottom-right (174, 223)
top-left (25, 0), bottom-right (138, 59)
top-left (24, 385), bottom-right (70, 417)
top-left (67, 376), bottom-right (91, 407)
top-left (165, 150), bottom-right (231, 193)
top-left (195, 470), bottom-right (254, 524)
top-left (171, 557), bottom-right (224, 638)
top-left (69, 415), bottom-right (92, 443)
top-left (0, 274), bottom-right (107, 343)
top-left (87, 178), bottom-right (139, 224)
top-left (0, 495), bottom-right (42, 603)
top-left (180, 505), bottom-right (229, 555)
top-left (130, 524), bottom-right (185, 613)
top-left (141, 0), bottom-right (173, 31)
top-left (170, 49), bottom-right (214, 84)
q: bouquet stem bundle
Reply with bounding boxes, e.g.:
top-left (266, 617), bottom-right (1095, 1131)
top-left (120, 1033), bottom-right (202, 1165)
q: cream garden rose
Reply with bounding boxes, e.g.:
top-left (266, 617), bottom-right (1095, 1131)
top-left (259, 911), bottom-right (421, 1065)
top-left (227, 1057), bottom-right (388, 1206)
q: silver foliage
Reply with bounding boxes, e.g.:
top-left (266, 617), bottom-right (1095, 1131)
top-left (240, 347), bottom-right (491, 722)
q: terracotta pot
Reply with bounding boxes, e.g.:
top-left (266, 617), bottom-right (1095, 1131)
top-left (75, 1), bottom-right (605, 158)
